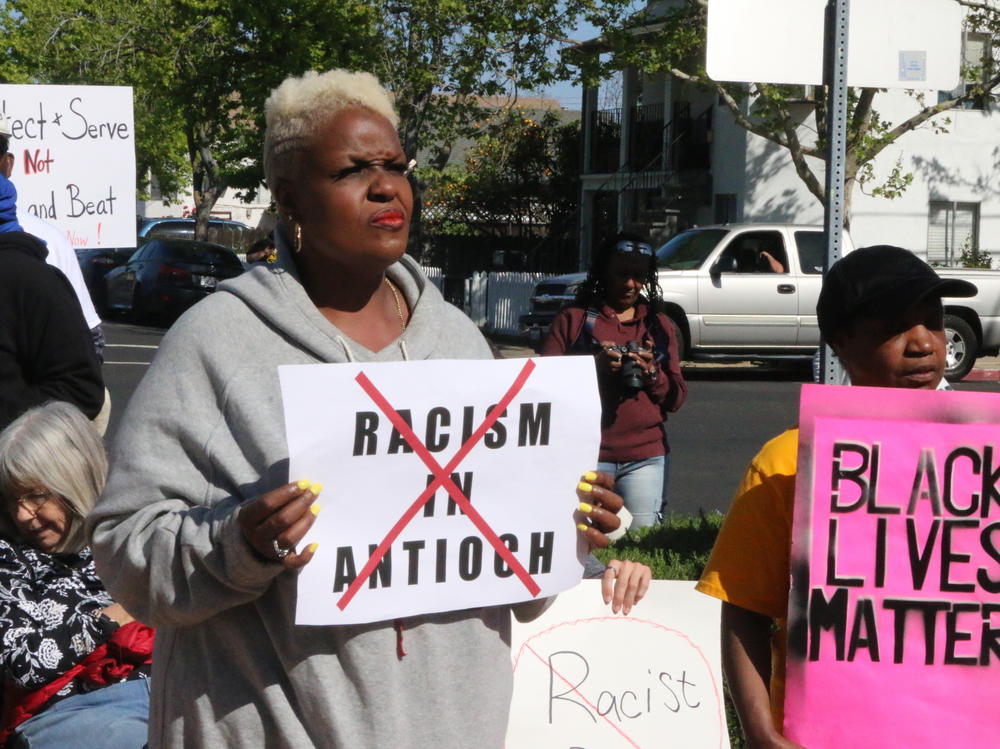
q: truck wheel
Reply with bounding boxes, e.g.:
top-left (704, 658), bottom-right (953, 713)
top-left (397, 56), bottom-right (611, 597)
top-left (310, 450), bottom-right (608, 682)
top-left (943, 314), bottom-right (977, 381)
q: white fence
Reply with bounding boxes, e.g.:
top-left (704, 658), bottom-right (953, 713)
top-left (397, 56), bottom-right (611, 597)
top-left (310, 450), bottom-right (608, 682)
top-left (419, 266), bottom-right (545, 338)
top-left (421, 265), bottom-right (444, 291)
top-left (467, 271), bottom-right (545, 336)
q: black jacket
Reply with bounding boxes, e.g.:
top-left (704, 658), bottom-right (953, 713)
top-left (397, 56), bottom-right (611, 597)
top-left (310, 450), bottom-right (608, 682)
top-left (0, 231), bottom-right (104, 430)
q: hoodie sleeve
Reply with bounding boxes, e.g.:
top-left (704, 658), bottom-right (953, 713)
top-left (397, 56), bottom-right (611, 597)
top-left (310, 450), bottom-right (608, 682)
top-left (88, 313), bottom-right (284, 628)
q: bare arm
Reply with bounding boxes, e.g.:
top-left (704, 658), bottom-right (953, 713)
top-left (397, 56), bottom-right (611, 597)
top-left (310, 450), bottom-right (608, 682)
top-left (722, 602), bottom-right (804, 749)
top-left (100, 602), bottom-right (135, 626)
top-left (759, 251), bottom-right (785, 274)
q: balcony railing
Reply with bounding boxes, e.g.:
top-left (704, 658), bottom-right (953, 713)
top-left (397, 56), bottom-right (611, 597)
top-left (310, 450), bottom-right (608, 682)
top-left (628, 102), bottom-right (665, 169)
top-left (589, 107), bottom-right (622, 174)
top-left (587, 102), bottom-right (711, 174)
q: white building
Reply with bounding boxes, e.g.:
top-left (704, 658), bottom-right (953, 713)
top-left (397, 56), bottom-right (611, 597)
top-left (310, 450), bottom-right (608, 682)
top-left (576, 18), bottom-right (999, 268)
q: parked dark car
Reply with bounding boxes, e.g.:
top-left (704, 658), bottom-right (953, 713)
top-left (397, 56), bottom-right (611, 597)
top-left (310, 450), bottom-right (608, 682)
top-left (104, 238), bottom-right (244, 323)
top-left (137, 216), bottom-right (254, 251)
top-left (75, 246), bottom-right (140, 312)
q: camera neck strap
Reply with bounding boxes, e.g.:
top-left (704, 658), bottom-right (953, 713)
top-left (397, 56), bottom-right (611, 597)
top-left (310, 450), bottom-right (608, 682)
top-left (575, 306), bottom-right (671, 367)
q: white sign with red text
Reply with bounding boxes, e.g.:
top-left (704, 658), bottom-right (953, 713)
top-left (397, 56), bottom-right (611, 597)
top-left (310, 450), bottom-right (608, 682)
top-left (1, 84), bottom-right (136, 249)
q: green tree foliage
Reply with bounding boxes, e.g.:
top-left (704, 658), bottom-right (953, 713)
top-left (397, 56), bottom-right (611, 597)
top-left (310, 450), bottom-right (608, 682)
top-left (3, 0), bottom-right (638, 239)
top-left (422, 107), bottom-right (580, 242)
top-left (366, 0), bottom-right (636, 241)
top-left (1, 0), bottom-right (373, 237)
top-left (959, 242), bottom-right (994, 268)
top-left (582, 0), bottom-right (1000, 227)
top-left (370, 0), bottom-right (632, 165)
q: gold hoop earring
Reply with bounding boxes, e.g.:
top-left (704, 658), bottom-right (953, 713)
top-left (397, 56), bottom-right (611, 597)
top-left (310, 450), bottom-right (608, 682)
top-left (287, 215), bottom-right (302, 254)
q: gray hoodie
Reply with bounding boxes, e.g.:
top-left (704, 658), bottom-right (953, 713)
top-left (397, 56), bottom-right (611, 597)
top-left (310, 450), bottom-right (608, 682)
top-left (90, 252), bottom-right (540, 748)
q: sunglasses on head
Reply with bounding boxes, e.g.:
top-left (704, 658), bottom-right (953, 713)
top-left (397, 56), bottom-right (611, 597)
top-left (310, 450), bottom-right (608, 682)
top-left (614, 240), bottom-right (653, 256)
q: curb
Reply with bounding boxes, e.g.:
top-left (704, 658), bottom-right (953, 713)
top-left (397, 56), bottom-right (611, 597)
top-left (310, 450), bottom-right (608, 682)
top-left (964, 368), bottom-right (1000, 382)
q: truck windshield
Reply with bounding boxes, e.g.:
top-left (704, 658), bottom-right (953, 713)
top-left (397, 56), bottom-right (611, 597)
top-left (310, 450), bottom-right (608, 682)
top-left (655, 229), bottom-right (729, 270)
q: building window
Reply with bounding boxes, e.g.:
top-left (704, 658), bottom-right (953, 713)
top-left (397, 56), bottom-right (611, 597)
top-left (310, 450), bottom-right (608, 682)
top-left (714, 194), bottom-right (738, 224)
top-left (939, 31), bottom-right (992, 109)
top-left (927, 201), bottom-right (980, 265)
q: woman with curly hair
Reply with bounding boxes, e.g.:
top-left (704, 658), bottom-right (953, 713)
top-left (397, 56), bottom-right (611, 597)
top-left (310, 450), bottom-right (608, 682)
top-left (0, 402), bottom-right (151, 749)
top-left (542, 231), bottom-right (687, 528)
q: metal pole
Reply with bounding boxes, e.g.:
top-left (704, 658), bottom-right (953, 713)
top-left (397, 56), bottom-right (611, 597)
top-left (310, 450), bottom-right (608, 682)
top-left (820, 0), bottom-right (850, 385)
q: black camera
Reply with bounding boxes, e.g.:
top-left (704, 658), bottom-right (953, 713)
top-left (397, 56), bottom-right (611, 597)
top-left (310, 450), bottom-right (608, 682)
top-left (609, 340), bottom-right (645, 391)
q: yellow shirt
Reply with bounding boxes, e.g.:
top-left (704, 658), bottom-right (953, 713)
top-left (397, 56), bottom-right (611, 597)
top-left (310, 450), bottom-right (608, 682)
top-left (696, 427), bottom-right (798, 730)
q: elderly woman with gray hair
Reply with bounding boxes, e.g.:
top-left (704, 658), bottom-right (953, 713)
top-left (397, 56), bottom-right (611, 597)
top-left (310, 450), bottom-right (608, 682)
top-left (88, 69), bottom-right (641, 749)
top-left (0, 402), bottom-right (151, 749)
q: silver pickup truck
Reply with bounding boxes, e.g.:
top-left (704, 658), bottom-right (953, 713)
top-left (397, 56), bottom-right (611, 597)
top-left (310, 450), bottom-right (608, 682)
top-left (519, 223), bottom-right (1000, 380)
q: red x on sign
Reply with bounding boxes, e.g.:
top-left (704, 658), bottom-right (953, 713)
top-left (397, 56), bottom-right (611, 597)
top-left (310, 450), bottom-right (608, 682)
top-left (336, 359), bottom-right (542, 611)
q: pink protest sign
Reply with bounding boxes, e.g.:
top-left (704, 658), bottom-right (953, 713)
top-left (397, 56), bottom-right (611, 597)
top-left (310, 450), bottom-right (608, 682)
top-left (785, 384), bottom-right (1000, 748)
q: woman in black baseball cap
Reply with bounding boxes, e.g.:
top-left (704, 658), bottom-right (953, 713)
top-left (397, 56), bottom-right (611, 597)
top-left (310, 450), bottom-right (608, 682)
top-left (817, 245), bottom-right (976, 389)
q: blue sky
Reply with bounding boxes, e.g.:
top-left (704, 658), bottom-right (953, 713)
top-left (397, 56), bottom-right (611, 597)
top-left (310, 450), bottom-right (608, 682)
top-left (529, 17), bottom-right (603, 110)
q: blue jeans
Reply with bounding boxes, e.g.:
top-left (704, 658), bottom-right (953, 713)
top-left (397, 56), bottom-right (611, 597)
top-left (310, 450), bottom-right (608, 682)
top-left (597, 455), bottom-right (665, 529)
top-left (659, 453), bottom-right (672, 517)
top-left (13, 677), bottom-right (150, 749)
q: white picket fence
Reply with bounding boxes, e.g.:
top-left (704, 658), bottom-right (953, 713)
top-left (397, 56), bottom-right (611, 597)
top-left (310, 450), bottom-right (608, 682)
top-left (467, 271), bottom-right (545, 335)
top-left (421, 265), bottom-right (444, 291)
top-left (419, 266), bottom-right (544, 337)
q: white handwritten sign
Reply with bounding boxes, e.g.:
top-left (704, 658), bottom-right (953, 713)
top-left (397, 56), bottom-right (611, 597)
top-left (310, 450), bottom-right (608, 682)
top-left (507, 581), bottom-right (730, 749)
top-left (0, 84), bottom-right (136, 248)
top-left (280, 357), bottom-right (602, 626)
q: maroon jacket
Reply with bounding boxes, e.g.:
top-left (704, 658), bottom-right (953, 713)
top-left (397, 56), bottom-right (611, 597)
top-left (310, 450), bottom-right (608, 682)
top-left (541, 303), bottom-right (687, 462)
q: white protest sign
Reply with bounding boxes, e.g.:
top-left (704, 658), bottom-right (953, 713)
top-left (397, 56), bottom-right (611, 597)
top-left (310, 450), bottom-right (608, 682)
top-left (0, 84), bottom-right (136, 248)
top-left (280, 357), bottom-right (602, 626)
top-left (507, 581), bottom-right (730, 749)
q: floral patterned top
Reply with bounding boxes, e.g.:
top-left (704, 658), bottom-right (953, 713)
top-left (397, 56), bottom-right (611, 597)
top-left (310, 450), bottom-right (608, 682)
top-left (0, 538), bottom-right (119, 701)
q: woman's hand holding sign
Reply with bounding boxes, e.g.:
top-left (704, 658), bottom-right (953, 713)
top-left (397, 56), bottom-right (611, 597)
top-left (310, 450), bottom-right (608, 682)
top-left (239, 480), bottom-right (322, 568)
top-left (602, 560), bottom-right (651, 615)
top-left (576, 470), bottom-right (652, 615)
top-left (575, 470), bottom-right (624, 548)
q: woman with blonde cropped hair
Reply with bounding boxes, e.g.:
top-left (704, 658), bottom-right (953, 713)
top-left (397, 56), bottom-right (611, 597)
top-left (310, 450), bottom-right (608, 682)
top-left (0, 402), bottom-right (151, 749)
top-left (89, 69), bottom-right (636, 749)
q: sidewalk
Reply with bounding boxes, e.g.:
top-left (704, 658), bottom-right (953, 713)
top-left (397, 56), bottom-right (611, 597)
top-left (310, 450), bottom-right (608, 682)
top-left (965, 355), bottom-right (1000, 381)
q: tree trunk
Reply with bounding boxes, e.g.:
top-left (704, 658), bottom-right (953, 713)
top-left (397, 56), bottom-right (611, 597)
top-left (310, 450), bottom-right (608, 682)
top-left (399, 87), bottom-right (434, 260)
top-left (186, 122), bottom-right (223, 241)
top-left (843, 174), bottom-right (856, 233)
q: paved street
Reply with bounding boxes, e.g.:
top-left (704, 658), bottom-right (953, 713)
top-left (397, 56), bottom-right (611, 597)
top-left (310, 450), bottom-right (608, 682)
top-left (102, 323), bottom-right (1000, 514)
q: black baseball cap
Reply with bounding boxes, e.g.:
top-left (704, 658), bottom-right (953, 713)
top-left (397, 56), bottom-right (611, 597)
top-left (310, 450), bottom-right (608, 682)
top-left (817, 245), bottom-right (977, 341)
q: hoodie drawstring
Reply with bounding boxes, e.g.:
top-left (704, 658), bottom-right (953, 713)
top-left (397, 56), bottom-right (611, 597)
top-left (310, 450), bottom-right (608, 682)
top-left (335, 335), bottom-right (357, 362)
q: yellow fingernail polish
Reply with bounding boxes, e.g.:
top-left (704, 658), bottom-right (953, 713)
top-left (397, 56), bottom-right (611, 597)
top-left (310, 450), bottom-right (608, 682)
top-left (584, 471), bottom-right (598, 481)
top-left (578, 481), bottom-right (593, 493)
top-left (577, 523), bottom-right (590, 532)
top-left (297, 479), bottom-right (311, 490)
top-left (309, 482), bottom-right (323, 495)
top-left (310, 503), bottom-right (321, 516)
top-left (579, 502), bottom-right (593, 513)
top-left (307, 542), bottom-right (319, 554)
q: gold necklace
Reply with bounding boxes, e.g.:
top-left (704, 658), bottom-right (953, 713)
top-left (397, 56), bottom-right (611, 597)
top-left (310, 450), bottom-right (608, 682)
top-left (385, 277), bottom-right (406, 334)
